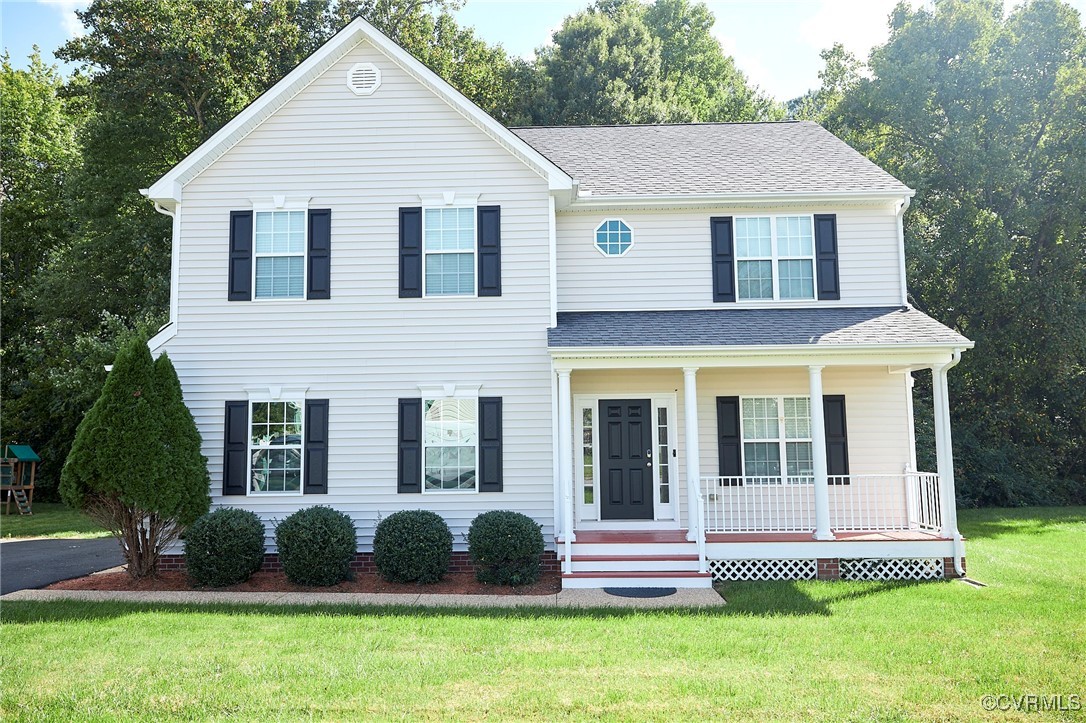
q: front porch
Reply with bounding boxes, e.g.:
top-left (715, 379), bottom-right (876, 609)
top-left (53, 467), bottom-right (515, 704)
top-left (549, 310), bottom-right (971, 588)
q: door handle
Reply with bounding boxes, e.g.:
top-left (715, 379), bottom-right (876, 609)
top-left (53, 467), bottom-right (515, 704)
top-left (646, 462), bottom-right (652, 468)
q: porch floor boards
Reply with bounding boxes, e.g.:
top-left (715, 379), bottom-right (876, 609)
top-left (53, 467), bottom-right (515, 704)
top-left (559, 530), bottom-right (692, 544)
top-left (705, 530), bottom-right (945, 543)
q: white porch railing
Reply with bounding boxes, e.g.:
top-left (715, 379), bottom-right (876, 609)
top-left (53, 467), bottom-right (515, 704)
top-left (700, 473), bottom-right (942, 534)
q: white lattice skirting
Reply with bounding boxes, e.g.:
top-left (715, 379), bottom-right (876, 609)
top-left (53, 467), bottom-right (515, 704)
top-left (709, 559), bottom-right (818, 581)
top-left (839, 558), bottom-right (945, 581)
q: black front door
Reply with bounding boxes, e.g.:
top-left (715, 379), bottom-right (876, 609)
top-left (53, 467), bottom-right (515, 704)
top-left (599, 399), bottom-right (654, 520)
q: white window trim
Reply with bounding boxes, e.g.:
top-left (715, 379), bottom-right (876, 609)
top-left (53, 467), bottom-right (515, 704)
top-left (421, 204), bottom-right (479, 299)
top-left (251, 206), bottom-right (309, 302)
top-left (593, 218), bottom-right (635, 257)
top-left (739, 395), bottom-right (814, 486)
top-left (246, 399), bottom-right (305, 497)
top-left (420, 391), bottom-right (480, 495)
top-left (734, 214), bottom-right (817, 302)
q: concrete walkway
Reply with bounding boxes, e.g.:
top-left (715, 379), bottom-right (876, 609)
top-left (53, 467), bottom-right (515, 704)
top-left (1, 587), bottom-right (725, 609)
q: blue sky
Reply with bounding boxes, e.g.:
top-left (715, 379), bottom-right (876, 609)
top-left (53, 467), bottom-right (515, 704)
top-left (4, 0), bottom-right (1085, 101)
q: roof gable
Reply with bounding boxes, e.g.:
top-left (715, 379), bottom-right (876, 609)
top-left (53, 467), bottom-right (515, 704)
top-left (143, 18), bottom-right (573, 204)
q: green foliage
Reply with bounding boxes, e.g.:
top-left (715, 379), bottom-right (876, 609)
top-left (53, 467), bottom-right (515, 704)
top-left (372, 510), bottom-right (453, 583)
top-left (274, 506), bottom-right (356, 586)
top-left (820, 0), bottom-right (1086, 505)
top-left (467, 510), bottom-right (545, 586)
top-left (183, 508), bottom-right (266, 588)
top-left (59, 336), bottom-right (210, 577)
top-left (532, 0), bottom-right (781, 125)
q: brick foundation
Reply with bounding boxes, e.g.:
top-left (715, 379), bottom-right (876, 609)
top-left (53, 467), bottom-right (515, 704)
top-left (816, 558), bottom-right (840, 580)
top-left (943, 556), bottom-right (966, 579)
top-left (158, 550), bottom-right (560, 575)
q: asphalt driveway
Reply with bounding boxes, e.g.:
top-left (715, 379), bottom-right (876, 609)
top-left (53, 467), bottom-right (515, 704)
top-left (0, 538), bottom-right (124, 594)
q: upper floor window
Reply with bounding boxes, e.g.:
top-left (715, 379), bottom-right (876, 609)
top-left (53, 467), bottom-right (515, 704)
top-left (735, 215), bottom-right (815, 301)
top-left (249, 400), bottom-right (303, 494)
top-left (595, 219), bottom-right (633, 256)
top-left (254, 210), bottom-right (306, 299)
top-left (424, 207), bottom-right (475, 296)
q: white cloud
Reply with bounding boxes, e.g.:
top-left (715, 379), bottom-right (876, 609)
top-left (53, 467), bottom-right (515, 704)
top-left (716, 33), bottom-right (779, 96)
top-left (798, 0), bottom-right (902, 61)
top-left (37, 0), bottom-right (89, 39)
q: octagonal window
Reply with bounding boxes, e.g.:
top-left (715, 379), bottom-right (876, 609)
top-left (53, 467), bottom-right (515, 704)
top-left (595, 219), bottom-right (633, 256)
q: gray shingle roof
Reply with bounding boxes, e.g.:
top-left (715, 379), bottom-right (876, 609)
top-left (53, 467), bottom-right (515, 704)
top-left (548, 307), bottom-right (970, 348)
top-left (511, 122), bottom-right (911, 197)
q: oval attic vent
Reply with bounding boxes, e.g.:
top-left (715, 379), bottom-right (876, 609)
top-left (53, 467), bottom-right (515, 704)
top-left (347, 62), bottom-right (381, 96)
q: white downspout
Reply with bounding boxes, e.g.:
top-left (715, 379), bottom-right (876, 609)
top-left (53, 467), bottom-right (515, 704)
top-left (943, 349), bottom-right (965, 577)
top-left (896, 196), bottom-right (912, 307)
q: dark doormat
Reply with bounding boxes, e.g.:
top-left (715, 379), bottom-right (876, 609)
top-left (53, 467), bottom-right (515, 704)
top-left (604, 587), bottom-right (677, 598)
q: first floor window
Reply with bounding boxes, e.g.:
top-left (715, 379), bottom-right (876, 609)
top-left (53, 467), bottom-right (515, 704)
top-left (250, 401), bottom-right (303, 493)
top-left (423, 398), bottom-right (477, 491)
top-left (423, 207), bottom-right (475, 296)
top-left (741, 396), bottom-right (813, 484)
top-left (735, 215), bottom-right (815, 301)
top-left (254, 210), bottom-right (306, 299)
top-left (582, 406), bottom-right (594, 504)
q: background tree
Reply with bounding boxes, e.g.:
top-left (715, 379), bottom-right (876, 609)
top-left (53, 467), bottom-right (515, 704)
top-left (61, 336), bottom-right (210, 578)
top-left (824, 0), bottom-right (1086, 505)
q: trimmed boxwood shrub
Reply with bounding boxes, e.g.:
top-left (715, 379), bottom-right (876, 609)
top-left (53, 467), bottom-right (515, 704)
top-left (274, 506), bottom-right (356, 586)
top-left (373, 510), bottom-right (452, 583)
top-left (184, 508), bottom-right (266, 587)
top-left (467, 510), bottom-right (545, 586)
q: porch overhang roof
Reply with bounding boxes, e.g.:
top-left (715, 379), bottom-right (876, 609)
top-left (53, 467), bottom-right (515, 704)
top-left (548, 307), bottom-right (972, 368)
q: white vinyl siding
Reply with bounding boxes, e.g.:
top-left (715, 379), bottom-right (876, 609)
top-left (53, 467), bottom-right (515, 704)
top-left (556, 207), bottom-right (903, 310)
top-left (166, 38), bottom-right (555, 551)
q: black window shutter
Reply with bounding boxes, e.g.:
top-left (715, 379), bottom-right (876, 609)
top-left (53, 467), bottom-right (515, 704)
top-left (307, 209), bottom-right (331, 300)
top-left (303, 399), bottom-right (329, 494)
top-left (478, 397), bottom-right (503, 492)
top-left (824, 395), bottom-right (850, 482)
top-left (716, 396), bottom-right (743, 485)
top-left (710, 216), bottom-right (736, 302)
top-left (228, 211), bottom-right (253, 301)
top-left (814, 214), bottom-right (841, 300)
top-left (399, 207), bottom-right (423, 298)
top-left (477, 206), bottom-right (501, 297)
top-left (222, 401), bottom-right (248, 495)
top-left (397, 398), bottom-right (422, 492)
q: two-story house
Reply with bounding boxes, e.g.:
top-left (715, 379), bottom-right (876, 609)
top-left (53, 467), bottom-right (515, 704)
top-left (142, 18), bottom-right (972, 588)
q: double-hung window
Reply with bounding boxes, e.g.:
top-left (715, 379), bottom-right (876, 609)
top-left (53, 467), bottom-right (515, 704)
top-left (741, 396), bottom-right (814, 485)
top-left (423, 397), bottom-right (477, 491)
top-left (735, 215), bottom-right (815, 301)
top-left (249, 401), bottom-right (303, 494)
top-left (423, 207), bottom-right (475, 296)
top-left (254, 210), bottom-right (306, 299)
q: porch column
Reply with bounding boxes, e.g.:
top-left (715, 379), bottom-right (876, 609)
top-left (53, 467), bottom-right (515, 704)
top-left (556, 368), bottom-right (575, 572)
top-left (809, 365), bottom-right (835, 540)
top-left (682, 368), bottom-right (701, 542)
top-left (932, 363), bottom-right (960, 539)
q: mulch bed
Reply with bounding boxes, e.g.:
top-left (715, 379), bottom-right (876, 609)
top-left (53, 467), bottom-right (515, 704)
top-left (48, 570), bottom-right (562, 596)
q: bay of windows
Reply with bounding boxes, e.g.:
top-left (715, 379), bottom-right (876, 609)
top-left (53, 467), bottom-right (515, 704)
top-left (249, 401), bottom-right (303, 493)
top-left (735, 215), bottom-right (815, 301)
top-left (423, 207), bottom-right (475, 296)
top-left (254, 210), bottom-right (306, 299)
top-left (423, 398), bottom-right (477, 491)
top-left (741, 396), bottom-right (814, 485)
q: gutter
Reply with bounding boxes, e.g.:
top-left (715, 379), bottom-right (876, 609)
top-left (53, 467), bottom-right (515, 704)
top-left (568, 188), bottom-right (915, 211)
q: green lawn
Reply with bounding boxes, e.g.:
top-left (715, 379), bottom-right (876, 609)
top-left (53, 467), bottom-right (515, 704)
top-left (2, 508), bottom-right (1084, 721)
top-left (0, 502), bottom-right (109, 539)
